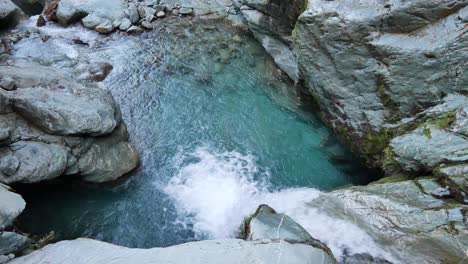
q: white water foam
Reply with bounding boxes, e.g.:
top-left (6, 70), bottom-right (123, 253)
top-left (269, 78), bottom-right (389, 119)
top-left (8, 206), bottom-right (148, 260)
top-left (163, 147), bottom-right (396, 261)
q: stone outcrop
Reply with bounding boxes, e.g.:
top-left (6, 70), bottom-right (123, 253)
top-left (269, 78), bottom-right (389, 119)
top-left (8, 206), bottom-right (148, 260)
top-left (9, 205), bottom-right (336, 264)
top-left (294, 0), bottom-right (468, 168)
top-left (0, 63), bottom-right (139, 184)
top-left (317, 177), bottom-right (467, 263)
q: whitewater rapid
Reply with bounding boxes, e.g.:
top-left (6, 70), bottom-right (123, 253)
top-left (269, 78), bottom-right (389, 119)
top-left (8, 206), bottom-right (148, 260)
top-left (163, 147), bottom-right (395, 262)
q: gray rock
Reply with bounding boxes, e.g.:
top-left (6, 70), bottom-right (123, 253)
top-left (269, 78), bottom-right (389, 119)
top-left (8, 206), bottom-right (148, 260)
top-left (246, 205), bottom-right (335, 261)
top-left (431, 187), bottom-right (451, 199)
top-left (78, 124), bottom-right (138, 183)
top-left (326, 178), bottom-right (468, 263)
top-left (0, 141), bottom-right (68, 184)
top-left (127, 3), bottom-right (139, 24)
top-left (10, 87), bottom-right (120, 136)
top-left (156, 10), bottom-right (165, 18)
top-left (0, 77), bottom-right (16, 91)
top-left (294, 1), bottom-right (468, 162)
top-left (95, 20), bottom-right (114, 34)
top-left (140, 20), bottom-right (153, 30)
top-left (0, 0), bottom-right (21, 27)
top-left (9, 238), bottom-right (336, 264)
top-left (390, 126), bottom-right (468, 172)
top-left (127, 25), bottom-right (143, 34)
top-left (0, 155), bottom-right (18, 176)
top-left (179, 7), bottom-right (193, 15)
top-left (56, 0), bottom-right (126, 25)
top-left (118, 18), bottom-right (132, 31)
top-left (81, 13), bottom-right (103, 29)
top-left (0, 232), bottom-right (29, 255)
top-left (0, 184), bottom-right (25, 228)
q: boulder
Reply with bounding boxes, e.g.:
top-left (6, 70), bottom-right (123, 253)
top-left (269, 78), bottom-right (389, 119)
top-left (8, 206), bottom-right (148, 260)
top-left (0, 0), bottom-right (21, 28)
top-left (118, 18), bottom-right (131, 31)
top-left (77, 124), bottom-right (139, 183)
top-left (0, 232), bottom-right (29, 255)
top-left (0, 141), bottom-right (69, 184)
top-left (10, 87), bottom-right (120, 136)
top-left (56, 0), bottom-right (126, 25)
top-left (127, 25), bottom-right (143, 34)
top-left (0, 184), bottom-right (25, 229)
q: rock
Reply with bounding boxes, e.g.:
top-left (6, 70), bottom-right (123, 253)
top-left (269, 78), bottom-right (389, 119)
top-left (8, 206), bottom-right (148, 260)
top-left (0, 184), bottom-right (25, 228)
top-left (8, 237), bottom-right (336, 264)
top-left (0, 0), bottom-right (21, 28)
top-left (40, 35), bottom-right (50, 42)
top-left (0, 232), bottom-right (29, 255)
top-left (324, 178), bottom-right (468, 263)
top-left (178, 7), bottom-right (193, 16)
top-left (171, 9), bottom-right (178, 16)
top-left (294, 1), bottom-right (468, 164)
top-left (81, 13), bottom-right (103, 29)
top-left (127, 3), bottom-right (139, 24)
top-left (77, 124), bottom-right (139, 183)
top-left (127, 25), bottom-right (143, 34)
top-left (118, 18), bottom-right (131, 31)
top-left (36, 15), bottom-right (46, 27)
top-left (0, 141), bottom-right (68, 184)
top-left (156, 10), bottom-right (165, 18)
top-left (10, 87), bottom-right (120, 136)
top-left (56, 0), bottom-right (126, 25)
top-left (140, 20), bottom-right (153, 30)
top-left (431, 187), bottom-right (451, 199)
top-left (390, 126), bottom-right (468, 172)
top-left (239, 0), bottom-right (303, 81)
top-left (246, 205), bottom-right (334, 256)
top-left (0, 155), bottom-right (18, 176)
top-left (0, 77), bottom-right (16, 91)
top-left (87, 62), bottom-right (113, 82)
top-left (95, 20), bottom-right (114, 34)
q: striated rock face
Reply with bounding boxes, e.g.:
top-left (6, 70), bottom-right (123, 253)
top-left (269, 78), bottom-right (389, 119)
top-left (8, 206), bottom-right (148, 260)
top-left (239, 0), bottom-right (304, 81)
top-left (57, 0), bottom-right (126, 25)
top-left (294, 0), bottom-right (468, 166)
top-left (10, 205), bottom-right (335, 264)
top-left (0, 63), bottom-right (138, 184)
top-left (317, 178), bottom-right (468, 263)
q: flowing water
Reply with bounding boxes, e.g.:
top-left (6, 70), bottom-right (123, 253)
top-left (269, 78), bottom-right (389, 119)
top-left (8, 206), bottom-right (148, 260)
top-left (14, 17), bottom-right (385, 260)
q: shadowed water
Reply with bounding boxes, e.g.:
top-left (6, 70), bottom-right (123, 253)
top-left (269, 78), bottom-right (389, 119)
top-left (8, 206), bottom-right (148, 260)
top-left (15, 18), bottom-right (379, 255)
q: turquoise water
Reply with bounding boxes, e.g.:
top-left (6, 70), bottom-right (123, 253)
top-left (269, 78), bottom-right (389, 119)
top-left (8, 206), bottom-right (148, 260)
top-left (16, 19), bottom-right (376, 248)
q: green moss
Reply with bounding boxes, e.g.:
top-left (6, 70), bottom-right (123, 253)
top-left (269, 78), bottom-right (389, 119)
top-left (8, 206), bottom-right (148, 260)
top-left (423, 127), bottom-right (432, 139)
top-left (376, 75), bottom-right (400, 122)
top-left (372, 173), bottom-right (408, 184)
top-left (300, 0), bottom-right (309, 14)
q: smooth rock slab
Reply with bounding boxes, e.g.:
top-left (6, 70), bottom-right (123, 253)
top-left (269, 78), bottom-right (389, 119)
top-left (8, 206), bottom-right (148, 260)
top-left (9, 238), bottom-right (335, 264)
top-left (10, 87), bottom-right (120, 136)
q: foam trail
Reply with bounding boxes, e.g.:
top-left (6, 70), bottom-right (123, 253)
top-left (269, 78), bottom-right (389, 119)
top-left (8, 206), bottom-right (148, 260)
top-left (164, 147), bottom-right (396, 261)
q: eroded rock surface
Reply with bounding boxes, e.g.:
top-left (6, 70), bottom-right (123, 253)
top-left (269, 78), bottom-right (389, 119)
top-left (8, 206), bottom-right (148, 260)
top-left (294, 0), bottom-right (468, 166)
